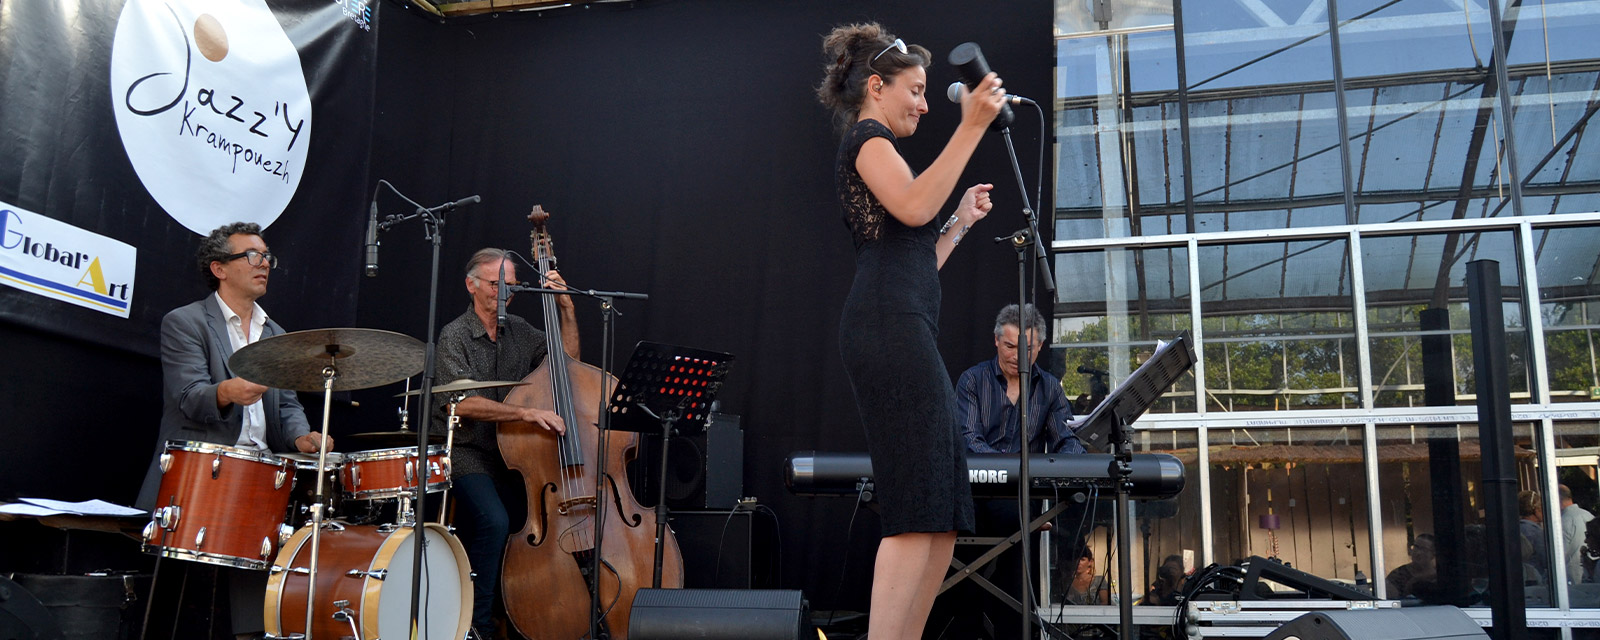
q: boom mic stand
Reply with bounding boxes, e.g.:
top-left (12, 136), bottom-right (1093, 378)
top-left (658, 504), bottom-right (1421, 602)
top-left (991, 115), bottom-right (1055, 640)
top-left (370, 183), bottom-right (481, 638)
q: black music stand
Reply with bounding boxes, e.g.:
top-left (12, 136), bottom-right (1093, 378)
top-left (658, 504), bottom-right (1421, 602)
top-left (1068, 331), bottom-right (1195, 638)
top-left (606, 341), bottom-right (734, 588)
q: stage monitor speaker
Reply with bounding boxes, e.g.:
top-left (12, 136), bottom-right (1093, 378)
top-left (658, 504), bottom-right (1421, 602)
top-left (1263, 606), bottom-right (1488, 640)
top-left (633, 412), bottom-right (744, 510)
top-left (628, 588), bottom-right (808, 640)
top-left (0, 575), bottom-right (65, 640)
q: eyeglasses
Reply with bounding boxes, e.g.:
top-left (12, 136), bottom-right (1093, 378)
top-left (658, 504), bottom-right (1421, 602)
top-left (872, 38), bottom-right (907, 65)
top-left (222, 249), bottom-right (278, 269)
top-left (472, 275), bottom-right (517, 289)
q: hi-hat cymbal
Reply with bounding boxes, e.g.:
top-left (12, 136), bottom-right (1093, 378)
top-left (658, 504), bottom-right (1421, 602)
top-left (228, 328), bottom-right (424, 392)
top-left (341, 430), bottom-right (445, 449)
top-left (394, 378), bottom-right (530, 397)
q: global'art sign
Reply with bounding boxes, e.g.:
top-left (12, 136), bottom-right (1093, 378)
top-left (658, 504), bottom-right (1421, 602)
top-left (0, 202), bottom-right (137, 318)
top-left (109, 0), bottom-right (312, 235)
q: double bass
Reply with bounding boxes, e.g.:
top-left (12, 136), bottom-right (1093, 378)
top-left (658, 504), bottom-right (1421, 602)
top-left (498, 206), bottom-right (683, 638)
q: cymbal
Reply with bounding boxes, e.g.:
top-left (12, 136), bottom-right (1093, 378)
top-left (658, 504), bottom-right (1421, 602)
top-left (228, 328), bottom-right (424, 392)
top-left (394, 378), bottom-right (530, 397)
top-left (341, 430), bottom-right (445, 450)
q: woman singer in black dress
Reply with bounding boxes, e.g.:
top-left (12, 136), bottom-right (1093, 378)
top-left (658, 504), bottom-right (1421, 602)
top-left (818, 23), bottom-right (1007, 640)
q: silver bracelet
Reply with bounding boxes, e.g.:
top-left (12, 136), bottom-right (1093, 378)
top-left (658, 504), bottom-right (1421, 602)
top-left (938, 216), bottom-right (960, 235)
top-left (951, 225), bottom-right (970, 246)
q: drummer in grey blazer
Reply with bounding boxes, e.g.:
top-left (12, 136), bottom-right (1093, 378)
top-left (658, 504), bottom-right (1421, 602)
top-left (135, 222), bottom-right (334, 640)
top-left (135, 221), bottom-right (333, 511)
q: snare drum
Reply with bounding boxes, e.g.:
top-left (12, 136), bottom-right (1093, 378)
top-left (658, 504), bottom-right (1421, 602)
top-left (278, 452), bottom-right (345, 528)
top-left (264, 522), bottom-right (470, 640)
top-left (141, 441), bottom-right (294, 570)
top-left (340, 445), bottom-right (450, 500)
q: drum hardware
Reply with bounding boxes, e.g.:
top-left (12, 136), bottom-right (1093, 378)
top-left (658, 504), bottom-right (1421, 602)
top-left (211, 453), bottom-right (222, 479)
top-left (274, 464), bottom-right (289, 490)
top-left (331, 601), bottom-right (359, 639)
top-left (194, 527), bottom-right (205, 549)
top-left (344, 568), bottom-right (386, 580)
top-left (229, 327), bottom-right (424, 637)
top-left (158, 453), bottom-right (172, 473)
top-left (260, 537), bottom-right (274, 560)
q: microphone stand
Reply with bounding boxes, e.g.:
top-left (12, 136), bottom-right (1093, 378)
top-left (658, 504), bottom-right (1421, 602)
top-left (991, 121), bottom-right (1054, 640)
top-left (507, 281), bottom-right (647, 639)
top-left (373, 191), bottom-right (478, 638)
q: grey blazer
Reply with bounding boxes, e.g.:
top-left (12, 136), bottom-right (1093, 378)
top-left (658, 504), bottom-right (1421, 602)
top-left (135, 297), bottom-right (311, 511)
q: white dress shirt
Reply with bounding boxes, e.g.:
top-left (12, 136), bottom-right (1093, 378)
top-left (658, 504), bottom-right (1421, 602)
top-left (214, 292), bottom-right (270, 452)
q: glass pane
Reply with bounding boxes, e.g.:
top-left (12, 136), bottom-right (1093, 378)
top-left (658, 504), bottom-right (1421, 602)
top-left (1045, 429), bottom-right (1202, 608)
top-left (1534, 225), bottom-right (1600, 403)
top-left (1375, 421), bottom-right (1550, 608)
top-left (1209, 426), bottom-right (1371, 585)
top-left (1055, 247), bottom-right (1197, 417)
top-left (1554, 420), bottom-right (1600, 608)
top-left (1056, 28), bottom-right (1185, 240)
top-left (1199, 239), bottom-right (1359, 411)
top-left (1362, 231), bottom-right (1532, 408)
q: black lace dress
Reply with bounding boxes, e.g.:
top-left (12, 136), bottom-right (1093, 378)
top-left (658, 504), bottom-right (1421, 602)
top-left (835, 119), bottom-right (975, 536)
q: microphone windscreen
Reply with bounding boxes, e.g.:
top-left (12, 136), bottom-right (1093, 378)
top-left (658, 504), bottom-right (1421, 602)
top-left (946, 81), bottom-right (964, 104)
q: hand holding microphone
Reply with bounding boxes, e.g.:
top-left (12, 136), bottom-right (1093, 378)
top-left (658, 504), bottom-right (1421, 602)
top-left (948, 42), bottom-right (1014, 131)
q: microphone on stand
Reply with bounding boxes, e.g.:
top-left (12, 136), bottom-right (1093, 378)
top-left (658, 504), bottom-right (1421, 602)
top-left (418, 195), bottom-right (483, 215)
top-left (364, 200), bottom-right (380, 277)
top-left (496, 256), bottom-right (508, 332)
top-left (948, 42), bottom-right (1014, 131)
top-left (947, 81), bottom-right (1036, 106)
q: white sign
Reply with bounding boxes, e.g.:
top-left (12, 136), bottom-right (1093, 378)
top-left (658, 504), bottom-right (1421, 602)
top-left (109, 0), bottom-right (312, 235)
top-left (0, 202), bottom-right (137, 318)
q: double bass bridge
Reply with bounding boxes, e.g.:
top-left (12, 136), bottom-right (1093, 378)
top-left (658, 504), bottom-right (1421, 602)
top-left (557, 495), bottom-right (597, 515)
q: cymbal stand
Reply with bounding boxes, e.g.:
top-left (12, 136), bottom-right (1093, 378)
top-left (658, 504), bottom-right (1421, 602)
top-left (304, 358), bottom-right (339, 637)
top-left (435, 393), bottom-right (464, 526)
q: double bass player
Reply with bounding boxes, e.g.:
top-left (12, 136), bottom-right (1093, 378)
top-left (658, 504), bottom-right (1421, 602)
top-left (432, 248), bottom-right (577, 639)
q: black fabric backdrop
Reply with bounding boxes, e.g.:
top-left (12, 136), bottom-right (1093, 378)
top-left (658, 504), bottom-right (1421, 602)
top-left (353, 0), bottom-right (1054, 612)
top-left (0, 0), bottom-right (1055, 615)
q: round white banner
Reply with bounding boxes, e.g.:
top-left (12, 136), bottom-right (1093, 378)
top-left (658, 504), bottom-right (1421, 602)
top-left (110, 0), bottom-right (311, 235)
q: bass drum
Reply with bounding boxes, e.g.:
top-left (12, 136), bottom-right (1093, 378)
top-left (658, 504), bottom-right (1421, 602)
top-left (264, 523), bottom-right (469, 640)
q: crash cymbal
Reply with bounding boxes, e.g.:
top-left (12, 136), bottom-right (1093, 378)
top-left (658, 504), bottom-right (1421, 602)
top-left (228, 328), bottom-right (424, 392)
top-left (340, 430), bottom-right (445, 449)
top-left (394, 378), bottom-right (530, 397)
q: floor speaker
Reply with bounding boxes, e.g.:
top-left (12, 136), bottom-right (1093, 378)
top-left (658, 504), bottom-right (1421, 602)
top-left (671, 510), bottom-right (779, 589)
top-left (628, 588), bottom-right (808, 640)
top-left (1263, 606), bottom-right (1488, 640)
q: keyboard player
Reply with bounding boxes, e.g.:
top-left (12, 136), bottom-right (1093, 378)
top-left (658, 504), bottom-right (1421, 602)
top-left (939, 303), bottom-right (1087, 638)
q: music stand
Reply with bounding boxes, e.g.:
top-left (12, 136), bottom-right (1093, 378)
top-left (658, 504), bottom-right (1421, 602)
top-left (606, 341), bottom-right (734, 587)
top-left (1067, 331), bottom-right (1195, 638)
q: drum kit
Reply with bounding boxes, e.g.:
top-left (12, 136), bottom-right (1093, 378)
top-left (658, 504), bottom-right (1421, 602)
top-left (138, 328), bottom-right (525, 639)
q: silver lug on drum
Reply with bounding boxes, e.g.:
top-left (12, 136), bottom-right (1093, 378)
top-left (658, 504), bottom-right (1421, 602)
top-left (142, 520), bottom-right (157, 542)
top-left (349, 466), bottom-right (360, 489)
top-left (275, 464), bottom-right (289, 490)
top-left (211, 454), bottom-right (222, 479)
top-left (279, 524), bottom-right (295, 546)
top-left (344, 568), bottom-right (387, 581)
top-left (158, 453), bottom-right (173, 474)
top-left (194, 526), bottom-right (206, 549)
top-left (156, 506), bottom-right (180, 530)
top-left (260, 537), bottom-right (273, 560)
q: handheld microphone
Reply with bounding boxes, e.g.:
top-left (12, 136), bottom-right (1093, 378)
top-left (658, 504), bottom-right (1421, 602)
top-left (947, 42), bottom-right (1014, 131)
top-left (496, 257), bottom-right (508, 331)
top-left (1077, 365), bottom-right (1111, 377)
top-left (947, 82), bottom-right (1035, 107)
top-left (364, 200), bottom-right (380, 277)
